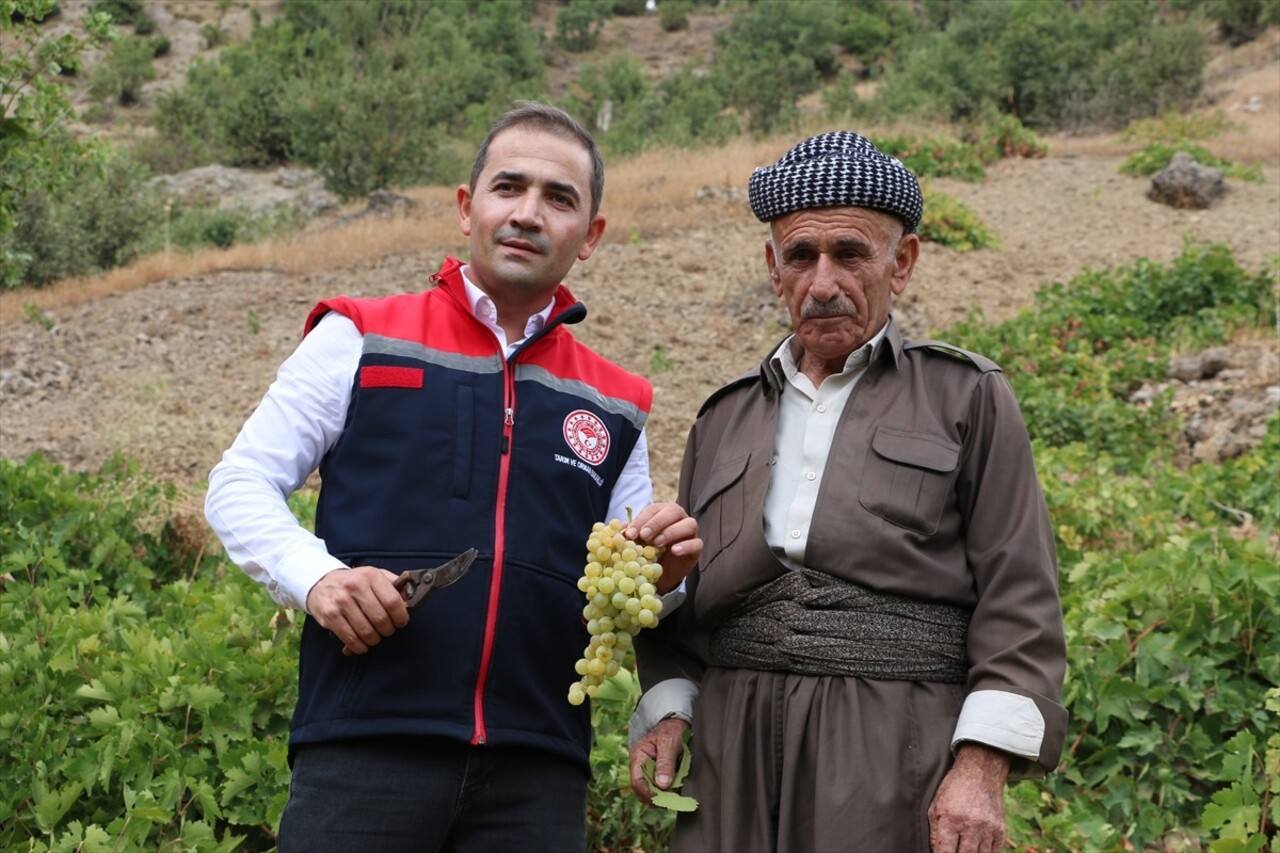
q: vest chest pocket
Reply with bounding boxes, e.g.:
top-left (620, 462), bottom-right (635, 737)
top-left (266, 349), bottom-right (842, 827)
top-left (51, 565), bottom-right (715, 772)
top-left (692, 451), bottom-right (750, 573)
top-left (859, 428), bottom-right (960, 535)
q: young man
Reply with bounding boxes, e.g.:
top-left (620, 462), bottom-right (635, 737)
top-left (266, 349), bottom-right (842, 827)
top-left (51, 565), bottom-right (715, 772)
top-left (206, 102), bottom-right (700, 852)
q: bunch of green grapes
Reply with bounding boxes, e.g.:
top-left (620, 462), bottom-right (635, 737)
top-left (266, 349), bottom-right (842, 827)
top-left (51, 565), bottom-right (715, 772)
top-left (567, 516), bottom-right (664, 706)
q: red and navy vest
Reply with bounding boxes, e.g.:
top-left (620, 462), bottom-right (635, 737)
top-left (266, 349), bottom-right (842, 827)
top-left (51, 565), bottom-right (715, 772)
top-left (290, 257), bottom-right (652, 772)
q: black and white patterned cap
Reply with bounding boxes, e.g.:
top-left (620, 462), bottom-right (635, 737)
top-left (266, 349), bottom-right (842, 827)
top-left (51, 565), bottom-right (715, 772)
top-left (748, 131), bottom-right (924, 233)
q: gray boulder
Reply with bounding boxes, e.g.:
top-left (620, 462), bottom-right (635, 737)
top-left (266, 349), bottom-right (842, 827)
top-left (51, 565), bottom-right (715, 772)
top-left (1146, 151), bottom-right (1226, 210)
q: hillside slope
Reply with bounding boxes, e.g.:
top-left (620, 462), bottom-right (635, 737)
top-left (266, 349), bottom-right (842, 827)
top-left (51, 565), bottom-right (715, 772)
top-left (1, 8), bottom-right (1277, 504)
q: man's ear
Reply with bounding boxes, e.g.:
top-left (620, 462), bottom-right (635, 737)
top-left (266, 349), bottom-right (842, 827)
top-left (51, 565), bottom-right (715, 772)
top-left (890, 232), bottom-right (920, 296)
top-left (765, 239), bottom-right (783, 297)
top-left (456, 184), bottom-right (473, 237)
top-left (576, 215), bottom-right (607, 261)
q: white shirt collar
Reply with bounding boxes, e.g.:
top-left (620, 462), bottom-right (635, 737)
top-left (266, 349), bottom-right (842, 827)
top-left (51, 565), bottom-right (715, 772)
top-left (770, 320), bottom-right (890, 386)
top-left (460, 265), bottom-right (554, 350)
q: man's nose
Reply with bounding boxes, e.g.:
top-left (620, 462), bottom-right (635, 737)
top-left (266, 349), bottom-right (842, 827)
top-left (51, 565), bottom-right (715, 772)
top-left (509, 191), bottom-right (544, 229)
top-left (808, 255), bottom-right (842, 299)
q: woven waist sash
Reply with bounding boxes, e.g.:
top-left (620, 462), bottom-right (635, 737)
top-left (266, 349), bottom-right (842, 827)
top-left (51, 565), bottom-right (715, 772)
top-left (707, 567), bottom-right (971, 683)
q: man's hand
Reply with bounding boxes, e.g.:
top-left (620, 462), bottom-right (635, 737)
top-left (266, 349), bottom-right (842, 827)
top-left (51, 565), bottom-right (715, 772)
top-left (625, 502), bottom-right (701, 594)
top-left (928, 743), bottom-right (1012, 853)
top-left (306, 566), bottom-right (411, 655)
top-left (629, 717), bottom-right (690, 804)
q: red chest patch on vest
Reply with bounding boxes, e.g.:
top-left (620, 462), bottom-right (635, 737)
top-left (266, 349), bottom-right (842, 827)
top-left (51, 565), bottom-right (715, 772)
top-left (563, 410), bottom-right (610, 466)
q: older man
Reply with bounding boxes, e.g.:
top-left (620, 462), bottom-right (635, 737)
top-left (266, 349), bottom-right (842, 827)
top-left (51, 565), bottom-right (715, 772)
top-left (628, 132), bottom-right (1067, 852)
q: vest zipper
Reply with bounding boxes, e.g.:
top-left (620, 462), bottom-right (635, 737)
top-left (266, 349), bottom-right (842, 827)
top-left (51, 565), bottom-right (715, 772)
top-left (472, 362), bottom-right (517, 745)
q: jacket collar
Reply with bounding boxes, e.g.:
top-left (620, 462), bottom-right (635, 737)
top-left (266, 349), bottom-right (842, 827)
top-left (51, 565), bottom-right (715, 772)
top-left (431, 256), bottom-right (584, 327)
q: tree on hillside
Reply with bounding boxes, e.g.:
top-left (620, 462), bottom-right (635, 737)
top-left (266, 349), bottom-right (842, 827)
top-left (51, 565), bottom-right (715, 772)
top-left (0, 0), bottom-right (113, 286)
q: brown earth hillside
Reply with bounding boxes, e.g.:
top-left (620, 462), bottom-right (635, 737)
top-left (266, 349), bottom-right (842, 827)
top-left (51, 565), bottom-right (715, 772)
top-left (0, 9), bottom-right (1277, 508)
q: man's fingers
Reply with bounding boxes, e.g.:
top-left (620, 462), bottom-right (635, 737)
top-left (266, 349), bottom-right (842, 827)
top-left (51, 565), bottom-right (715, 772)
top-left (629, 744), bottom-right (657, 804)
top-left (308, 566), bottom-right (410, 653)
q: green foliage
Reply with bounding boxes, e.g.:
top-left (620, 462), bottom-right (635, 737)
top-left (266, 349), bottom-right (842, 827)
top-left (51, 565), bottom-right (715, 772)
top-left (154, 1), bottom-right (545, 198)
top-left (1120, 143), bottom-right (1265, 183)
top-left (710, 0), bottom-right (833, 133)
top-left (564, 58), bottom-right (739, 157)
top-left (556, 0), bottom-right (612, 53)
top-left (946, 241), bottom-right (1275, 457)
top-left (0, 454), bottom-right (297, 851)
top-left (5, 146), bottom-right (161, 286)
top-left (0, 0), bottom-right (114, 286)
top-left (873, 0), bottom-right (1208, 131)
top-left (90, 0), bottom-right (148, 29)
top-left (658, 0), bottom-right (690, 33)
top-left (875, 134), bottom-right (987, 181)
top-left (1205, 0), bottom-right (1280, 46)
top-left (88, 34), bottom-right (157, 105)
top-left (586, 665), bottom-right (676, 851)
top-left (917, 185), bottom-right (999, 252)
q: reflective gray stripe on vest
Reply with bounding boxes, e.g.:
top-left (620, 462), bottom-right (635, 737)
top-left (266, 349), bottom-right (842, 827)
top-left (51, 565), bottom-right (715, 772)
top-left (516, 363), bottom-right (648, 431)
top-left (708, 566), bottom-right (971, 683)
top-left (363, 333), bottom-right (504, 375)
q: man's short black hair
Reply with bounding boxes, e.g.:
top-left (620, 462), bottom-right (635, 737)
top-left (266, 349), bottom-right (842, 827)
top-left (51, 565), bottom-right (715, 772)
top-left (470, 102), bottom-right (605, 220)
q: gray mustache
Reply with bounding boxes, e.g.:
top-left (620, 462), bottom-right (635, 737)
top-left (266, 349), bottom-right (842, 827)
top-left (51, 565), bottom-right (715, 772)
top-left (801, 298), bottom-right (856, 319)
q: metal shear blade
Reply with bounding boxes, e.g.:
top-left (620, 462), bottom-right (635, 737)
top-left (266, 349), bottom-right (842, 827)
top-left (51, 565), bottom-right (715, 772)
top-left (393, 548), bottom-right (479, 612)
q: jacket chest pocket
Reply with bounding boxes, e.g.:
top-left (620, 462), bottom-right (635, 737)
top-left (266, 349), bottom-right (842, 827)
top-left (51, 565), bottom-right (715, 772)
top-left (692, 451), bottom-right (751, 573)
top-left (859, 428), bottom-right (959, 535)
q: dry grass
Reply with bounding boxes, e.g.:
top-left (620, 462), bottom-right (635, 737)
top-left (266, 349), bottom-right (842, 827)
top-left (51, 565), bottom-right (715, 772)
top-left (1, 140), bottom-right (789, 322)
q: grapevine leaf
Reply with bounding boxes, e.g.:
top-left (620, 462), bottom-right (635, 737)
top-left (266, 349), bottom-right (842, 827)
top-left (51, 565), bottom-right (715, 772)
top-left (651, 788), bottom-right (700, 812)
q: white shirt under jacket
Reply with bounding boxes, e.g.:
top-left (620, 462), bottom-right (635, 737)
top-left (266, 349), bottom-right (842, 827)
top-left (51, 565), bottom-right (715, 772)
top-left (205, 267), bottom-right (653, 614)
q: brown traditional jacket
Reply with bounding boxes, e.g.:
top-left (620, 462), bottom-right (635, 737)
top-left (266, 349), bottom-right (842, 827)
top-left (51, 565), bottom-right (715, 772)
top-left (638, 317), bottom-right (1068, 775)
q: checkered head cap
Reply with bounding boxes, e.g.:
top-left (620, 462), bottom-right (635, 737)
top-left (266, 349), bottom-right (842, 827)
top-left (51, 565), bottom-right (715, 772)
top-left (748, 131), bottom-right (924, 233)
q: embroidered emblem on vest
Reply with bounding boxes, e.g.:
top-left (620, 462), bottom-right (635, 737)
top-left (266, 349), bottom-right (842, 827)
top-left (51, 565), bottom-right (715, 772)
top-left (564, 409), bottom-right (610, 466)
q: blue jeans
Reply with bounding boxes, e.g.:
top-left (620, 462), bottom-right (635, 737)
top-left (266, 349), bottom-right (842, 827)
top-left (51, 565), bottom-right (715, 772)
top-left (277, 738), bottom-right (587, 853)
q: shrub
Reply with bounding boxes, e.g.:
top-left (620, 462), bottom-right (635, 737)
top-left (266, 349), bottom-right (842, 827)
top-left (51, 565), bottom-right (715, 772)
top-left (3, 147), bottom-right (161, 286)
top-left (88, 35), bottom-right (157, 105)
top-left (658, 0), bottom-right (690, 32)
top-left (917, 186), bottom-right (999, 252)
top-left (709, 0), bottom-right (834, 132)
top-left (1119, 143), bottom-right (1264, 183)
top-left (0, 455), bottom-right (295, 851)
top-left (556, 0), bottom-right (612, 53)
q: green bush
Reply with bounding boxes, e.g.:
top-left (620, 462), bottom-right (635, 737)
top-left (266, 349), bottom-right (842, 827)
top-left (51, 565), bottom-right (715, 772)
top-left (0, 455), bottom-right (296, 851)
top-left (556, 0), bottom-right (612, 53)
top-left (3, 147), bottom-right (161, 286)
top-left (873, 0), bottom-right (1208, 131)
top-left (945, 240), bottom-right (1275, 459)
top-left (658, 0), bottom-right (690, 32)
top-left (1120, 142), bottom-right (1265, 183)
top-left (709, 0), bottom-right (834, 133)
top-left (88, 35), bottom-right (157, 105)
top-left (917, 186), bottom-right (999, 252)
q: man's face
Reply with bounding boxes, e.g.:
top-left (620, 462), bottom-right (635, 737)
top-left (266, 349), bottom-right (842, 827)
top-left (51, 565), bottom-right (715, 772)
top-left (766, 205), bottom-right (919, 363)
top-left (458, 127), bottom-right (605, 300)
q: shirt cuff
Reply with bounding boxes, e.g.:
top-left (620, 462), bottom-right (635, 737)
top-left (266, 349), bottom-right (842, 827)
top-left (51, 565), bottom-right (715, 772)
top-left (659, 578), bottom-right (687, 612)
top-left (276, 548), bottom-right (348, 613)
top-left (628, 678), bottom-right (698, 747)
top-left (951, 689), bottom-right (1045, 761)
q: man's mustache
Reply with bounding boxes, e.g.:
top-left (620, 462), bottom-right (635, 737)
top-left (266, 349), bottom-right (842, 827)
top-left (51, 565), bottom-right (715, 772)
top-left (495, 227), bottom-right (550, 254)
top-left (801, 296), bottom-right (857, 319)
